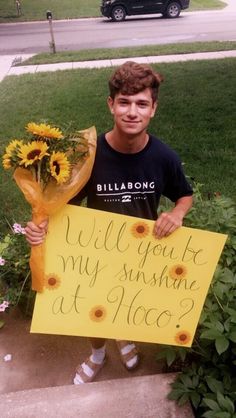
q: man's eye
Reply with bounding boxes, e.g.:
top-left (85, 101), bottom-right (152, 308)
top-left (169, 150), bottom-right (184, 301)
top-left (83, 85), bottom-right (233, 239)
top-left (139, 103), bottom-right (148, 108)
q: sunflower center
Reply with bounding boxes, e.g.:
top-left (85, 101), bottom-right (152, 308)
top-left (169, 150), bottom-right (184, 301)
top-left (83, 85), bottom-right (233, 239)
top-left (95, 309), bottom-right (103, 318)
top-left (175, 267), bottom-right (183, 275)
top-left (27, 149), bottom-right (41, 160)
top-left (179, 333), bottom-right (187, 341)
top-left (48, 277), bottom-right (57, 286)
top-left (136, 225), bottom-right (145, 233)
top-left (53, 161), bottom-right (60, 175)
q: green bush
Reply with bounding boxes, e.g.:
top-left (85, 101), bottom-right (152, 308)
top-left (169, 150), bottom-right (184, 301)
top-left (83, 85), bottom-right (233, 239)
top-left (157, 185), bottom-right (236, 417)
top-left (0, 222), bottom-right (33, 315)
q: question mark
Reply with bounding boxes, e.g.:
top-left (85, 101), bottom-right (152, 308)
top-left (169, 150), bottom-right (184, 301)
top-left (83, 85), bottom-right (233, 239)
top-left (176, 298), bottom-right (194, 328)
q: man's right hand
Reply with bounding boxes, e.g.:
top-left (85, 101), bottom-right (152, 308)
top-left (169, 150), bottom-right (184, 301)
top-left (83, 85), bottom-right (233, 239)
top-left (25, 219), bottom-right (48, 246)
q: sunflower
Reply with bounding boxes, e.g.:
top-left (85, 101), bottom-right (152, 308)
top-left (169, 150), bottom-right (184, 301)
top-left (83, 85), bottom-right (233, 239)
top-left (18, 141), bottom-right (49, 167)
top-left (131, 221), bottom-right (150, 238)
top-left (49, 151), bottom-right (70, 184)
top-left (26, 122), bottom-right (63, 140)
top-left (2, 140), bottom-right (24, 169)
top-left (44, 274), bottom-right (61, 290)
top-left (2, 153), bottom-right (12, 169)
top-left (6, 139), bottom-right (23, 155)
top-left (169, 264), bottom-right (187, 280)
top-left (174, 330), bottom-right (191, 346)
top-left (89, 305), bottom-right (107, 322)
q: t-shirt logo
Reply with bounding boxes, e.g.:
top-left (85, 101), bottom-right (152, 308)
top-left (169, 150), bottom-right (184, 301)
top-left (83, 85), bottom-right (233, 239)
top-left (96, 181), bottom-right (155, 203)
top-left (121, 195), bottom-right (132, 202)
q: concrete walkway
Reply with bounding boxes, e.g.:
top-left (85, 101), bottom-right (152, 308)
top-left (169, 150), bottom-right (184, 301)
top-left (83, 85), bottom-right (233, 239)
top-left (0, 374), bottom-right (194, 418)
top-left (0, 50), bottom-right (235, 83)
top-left (0, 311), bottom-right (195, 417)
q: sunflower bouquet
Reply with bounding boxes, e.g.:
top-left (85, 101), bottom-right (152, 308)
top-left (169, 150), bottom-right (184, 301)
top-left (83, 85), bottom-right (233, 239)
top-left (2, 122), bottom-right (97, 292)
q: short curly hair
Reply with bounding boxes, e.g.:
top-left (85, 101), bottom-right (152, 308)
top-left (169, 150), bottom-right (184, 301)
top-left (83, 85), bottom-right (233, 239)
top-left (108, 61), bottom-right (164, 102)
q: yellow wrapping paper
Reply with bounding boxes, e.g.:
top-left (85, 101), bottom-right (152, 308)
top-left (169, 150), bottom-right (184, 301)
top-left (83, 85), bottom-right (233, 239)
top-left (13, 126), bottom-right (97, 292)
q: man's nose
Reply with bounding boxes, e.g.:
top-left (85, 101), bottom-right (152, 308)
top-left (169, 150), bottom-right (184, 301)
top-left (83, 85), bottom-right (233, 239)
top-left (127, 103), bottom-right (137, 117)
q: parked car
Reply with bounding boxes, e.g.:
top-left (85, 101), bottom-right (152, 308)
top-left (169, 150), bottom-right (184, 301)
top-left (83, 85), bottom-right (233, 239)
top-left (101, 0), bottom-right (190, 21)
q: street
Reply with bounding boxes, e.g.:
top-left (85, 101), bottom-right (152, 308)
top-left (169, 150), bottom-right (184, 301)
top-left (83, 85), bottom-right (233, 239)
top-left (0, 8), bottom-right (236, 55)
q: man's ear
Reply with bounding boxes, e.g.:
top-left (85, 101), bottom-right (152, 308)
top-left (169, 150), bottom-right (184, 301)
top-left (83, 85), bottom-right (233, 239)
top-left (151, 101), bottom-right (158, 118)
top-left (107, 96), bottom-right (114, 114)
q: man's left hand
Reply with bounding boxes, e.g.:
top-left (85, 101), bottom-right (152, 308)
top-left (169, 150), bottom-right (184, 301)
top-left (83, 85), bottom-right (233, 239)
top-left (153, 211), bottom-right (183, 239)
top-left (153, 195), bottom-right (193, 239)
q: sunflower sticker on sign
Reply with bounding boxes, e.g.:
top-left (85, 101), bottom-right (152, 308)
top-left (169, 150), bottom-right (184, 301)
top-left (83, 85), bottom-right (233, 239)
top-left (31, 205), bottom-right (227, 347)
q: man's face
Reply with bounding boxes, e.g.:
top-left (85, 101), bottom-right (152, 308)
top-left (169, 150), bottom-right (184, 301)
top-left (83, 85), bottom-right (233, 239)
top-left (108, 88), bottom-right (157, 136)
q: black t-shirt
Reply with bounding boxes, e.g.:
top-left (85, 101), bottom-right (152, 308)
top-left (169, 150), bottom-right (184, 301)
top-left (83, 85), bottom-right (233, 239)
top-left (70, 133), bottom-right (193, 220)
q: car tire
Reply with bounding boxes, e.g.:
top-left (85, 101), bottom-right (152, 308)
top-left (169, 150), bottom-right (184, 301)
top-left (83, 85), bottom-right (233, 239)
top-left (164, 1), bottom-right (181, 18)
top-left (111, 5), bottom-right (126, 21)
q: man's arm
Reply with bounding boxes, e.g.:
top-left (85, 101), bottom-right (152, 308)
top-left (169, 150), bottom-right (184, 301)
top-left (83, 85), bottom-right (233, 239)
top-left (153, 195), bottom-right (193, 239)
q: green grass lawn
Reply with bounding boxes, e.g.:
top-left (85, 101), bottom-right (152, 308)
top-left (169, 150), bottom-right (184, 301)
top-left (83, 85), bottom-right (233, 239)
top-left (22, 41), bottom-right (236, 65)
top-left (0, 0), bottom-right (226, 23)
top-left (190, 0), bottom-right (227, 10)
top-left (0, 58), bottom-right (235, 234)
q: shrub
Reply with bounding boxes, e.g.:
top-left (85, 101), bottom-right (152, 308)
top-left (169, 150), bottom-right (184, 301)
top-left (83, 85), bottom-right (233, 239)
top-left (0, 222), bottom-right (33, 315)
top-left (157, 184), bottom-right (236, 417)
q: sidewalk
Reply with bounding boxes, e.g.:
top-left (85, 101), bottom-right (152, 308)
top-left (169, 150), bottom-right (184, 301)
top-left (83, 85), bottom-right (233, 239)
top-left (1, 50), bottom-right (236, 83)
top-left (0, 309), bottom-right (195, 417)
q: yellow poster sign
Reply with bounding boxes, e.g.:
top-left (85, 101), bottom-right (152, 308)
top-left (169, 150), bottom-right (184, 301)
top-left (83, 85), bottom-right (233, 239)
top-left (31, 205), bottom-right (227, 347)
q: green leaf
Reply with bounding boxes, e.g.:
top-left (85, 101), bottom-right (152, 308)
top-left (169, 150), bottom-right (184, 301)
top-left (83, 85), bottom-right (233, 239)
top-left (202, 412), bottom-right (218, 418)
top-left (229, 331), bottom-right (236, 343)
top-left (217, 392), bottom-right (235, 414)
top-left (198, 366), bottom-right (204, 377)
top-left (179, 374), bottom-right (193, 388)
top-left (226, 257), bottom-right (232, 266)
top-left (204, 398), bottom-right (220, 411)
top-left (206, 376), bottom-right (224, 393)
top-left (178, 347), bottom-right (188, 362)
top-left (192, 375), bottom-right (200, 388)
top-left (166, 348), bottom-right (176, 366)
top-left (223, 375), bottom-right (232, 392)
top-left (168, 389), bottom-right (184, 401)
top-left (200, 329), bottom-right (222, 340)
top-left (178, 393), bottom-right (189, 406)
top-left (189, 391), bottom-right (201, 409)
top-left (203, 321), bottom-right (224, 332)
top-left (215, 337), bottom-right (230, 355)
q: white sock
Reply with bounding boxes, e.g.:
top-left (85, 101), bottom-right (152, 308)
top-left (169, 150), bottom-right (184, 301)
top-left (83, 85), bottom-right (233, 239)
top-left (90, 345), bottom-right (106, 364)
top-left (120, 343), bottom-right (138, 368)
top-left (73, 346), bottom-right (106, 385)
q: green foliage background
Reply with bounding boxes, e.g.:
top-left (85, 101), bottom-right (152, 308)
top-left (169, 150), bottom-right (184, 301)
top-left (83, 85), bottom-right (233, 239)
top-left (158, 186), bottom-right (236, 418)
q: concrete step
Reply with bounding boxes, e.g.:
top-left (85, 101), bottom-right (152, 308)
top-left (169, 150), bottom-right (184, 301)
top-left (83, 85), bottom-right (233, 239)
top-left (0, 373), bottom-right (194, 418)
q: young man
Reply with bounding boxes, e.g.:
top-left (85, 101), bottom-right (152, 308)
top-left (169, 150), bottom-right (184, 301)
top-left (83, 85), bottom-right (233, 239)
top-left (25, 61), bottom-right (193, 384)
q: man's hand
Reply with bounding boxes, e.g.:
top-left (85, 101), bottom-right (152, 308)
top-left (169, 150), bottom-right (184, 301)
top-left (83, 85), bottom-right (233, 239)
top-left (153, 196), bottom-right (193, 239)
top-left (153, 211), bottom-right (183, 239)
top-left (25, 219), bottom-right (48, 246)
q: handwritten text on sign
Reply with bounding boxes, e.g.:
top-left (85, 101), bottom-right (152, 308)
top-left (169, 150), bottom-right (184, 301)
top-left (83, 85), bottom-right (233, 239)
top-left (31, 205), bottom-right (227, 347)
